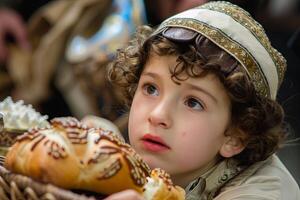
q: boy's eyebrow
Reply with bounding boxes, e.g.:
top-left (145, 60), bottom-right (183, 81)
top-left (141, 72), bottom-right (159, 79)
top-left (186, 83), bottom-right (218, 104)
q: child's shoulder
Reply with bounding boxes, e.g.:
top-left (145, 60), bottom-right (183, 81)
top-left (186, 155), bottom-right (299, 200)
top-left (216, 155), bottom-right (300, 200)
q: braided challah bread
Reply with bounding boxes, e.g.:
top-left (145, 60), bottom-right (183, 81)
top-left (5, 117), bottom-right (150, 195)
top-left (5, 117), bottom-right (185, 199)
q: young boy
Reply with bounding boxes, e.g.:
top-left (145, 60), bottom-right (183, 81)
top-left (103, 1), bottom-right (300, 199)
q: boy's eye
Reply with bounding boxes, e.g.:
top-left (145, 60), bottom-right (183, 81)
top-left (143, 84), bottom-right (159, 96)
top-left (185, 97), bottom-right (204, 111)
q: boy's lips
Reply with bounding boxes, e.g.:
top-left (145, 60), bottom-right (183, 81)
top-left (140, 134), bottom-right (170, 152)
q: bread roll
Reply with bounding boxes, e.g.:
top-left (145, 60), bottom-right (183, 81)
top-left (143, 168), bottom-right (185, 200)
top-left (5, 117), bottom-right (150, 195)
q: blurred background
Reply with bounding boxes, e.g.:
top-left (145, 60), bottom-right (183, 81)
top-left (0, 0), bottom-right (299, 184)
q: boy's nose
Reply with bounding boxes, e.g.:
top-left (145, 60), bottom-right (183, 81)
top-left (148, 100), bottom-right (173, 129)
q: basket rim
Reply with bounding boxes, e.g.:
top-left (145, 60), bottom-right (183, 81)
top-left (0, 165), bottom-right (99, 200)
top-left (1, 128), bottom-right (27, 134)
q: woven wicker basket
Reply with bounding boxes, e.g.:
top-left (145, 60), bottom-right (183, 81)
top-left (0, 156), bottom-right (106, 200)
top-left (0, 114), bottom-right (26, 157)
top-left (0, 129), bottom-right (25, 157)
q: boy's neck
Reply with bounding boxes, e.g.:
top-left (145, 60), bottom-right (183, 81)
top-left (171, 158), bottom-right (220, 188)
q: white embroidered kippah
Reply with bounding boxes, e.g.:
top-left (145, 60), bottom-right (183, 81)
top-left (154, 1), bottom-right (286, 99)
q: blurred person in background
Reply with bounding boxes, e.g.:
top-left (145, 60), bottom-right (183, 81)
top-left (0, 0), bottom-right (52, 63)
top-left (0, 8), bottom-right (29, 64)
top-left (0, 0), bottom-right (52, 101)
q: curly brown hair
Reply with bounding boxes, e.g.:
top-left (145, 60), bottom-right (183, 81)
top-left (108, 26), bottom-right (287, 165)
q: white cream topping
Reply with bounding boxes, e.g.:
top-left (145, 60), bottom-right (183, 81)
top-left (143, 177), bottom-right (163, 200)
top-left (0, 97), bottom-right (49, 130)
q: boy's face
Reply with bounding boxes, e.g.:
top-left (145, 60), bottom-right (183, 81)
top-left (128, 53), bottom-right (232, 186)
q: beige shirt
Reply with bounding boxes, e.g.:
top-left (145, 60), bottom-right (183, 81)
top-left (185, 155), bottom-right (300, 200)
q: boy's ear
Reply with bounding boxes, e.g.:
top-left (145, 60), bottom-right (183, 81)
top-left (219, 129), bottom-right (246, 158)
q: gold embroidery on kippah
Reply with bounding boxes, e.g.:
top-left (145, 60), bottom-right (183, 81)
top-left (157, 19), bottom-right (269, 98)
top-left (199, 1), bottom-right (287, 87)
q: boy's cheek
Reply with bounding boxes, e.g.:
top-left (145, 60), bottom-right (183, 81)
top-left (129, 97), bottom-right (152, 131)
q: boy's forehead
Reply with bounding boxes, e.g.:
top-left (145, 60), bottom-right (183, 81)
top-left (144, 52), bottom-right (178, 70)
top-left (143, 53), bottom-right (215, 81)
